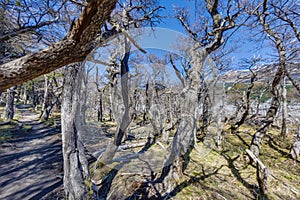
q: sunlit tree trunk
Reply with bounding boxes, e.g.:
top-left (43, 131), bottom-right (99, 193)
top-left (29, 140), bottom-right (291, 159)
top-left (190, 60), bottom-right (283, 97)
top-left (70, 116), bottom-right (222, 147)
top-left (281, 76), bottom-right (287, 137)
top-left (250, 2), bottom-right (287, 157)
top-left (61, 62), bottom-right (91, 199)
top-left (159, 50), bottom-right (207, 185)
top-left (97, 37), bottom-right (131, 167)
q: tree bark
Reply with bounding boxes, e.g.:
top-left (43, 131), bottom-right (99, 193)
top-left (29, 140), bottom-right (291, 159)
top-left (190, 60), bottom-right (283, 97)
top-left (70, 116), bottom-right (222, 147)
top-left (250, 2), bottom-right (287, 157)
top-left (61, 63), bottom-right (92, 199)
top-left (158, 50), bottom-right (208, 183)
top-left (281, 76), bottom-right (287, 137)
top-left (40, 75), bottom-right (49, 119)
top-left (4, 86), bottom-right (15, 120)
top-left (95, 67), bottom-right (103, 122)
top-left (232, 70), bottom-right (256, 131)
top-left (0, 0), bottom-right (117, 92)
top-left (97, 36), bottom-right (131, 167)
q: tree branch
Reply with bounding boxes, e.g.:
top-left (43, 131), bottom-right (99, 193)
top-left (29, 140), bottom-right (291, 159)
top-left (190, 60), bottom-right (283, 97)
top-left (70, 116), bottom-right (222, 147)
top-left (0, 0), bottom-right (117, 92)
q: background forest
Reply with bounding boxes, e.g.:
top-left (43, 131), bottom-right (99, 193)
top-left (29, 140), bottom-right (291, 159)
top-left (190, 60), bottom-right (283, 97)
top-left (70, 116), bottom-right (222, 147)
top-left (0, 0), bottom-right (300, 199)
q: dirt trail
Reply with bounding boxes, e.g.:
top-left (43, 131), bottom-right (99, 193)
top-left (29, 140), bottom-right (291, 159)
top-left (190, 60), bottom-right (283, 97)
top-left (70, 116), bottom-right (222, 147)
top-left (0, 104), bottom-right (63, 200)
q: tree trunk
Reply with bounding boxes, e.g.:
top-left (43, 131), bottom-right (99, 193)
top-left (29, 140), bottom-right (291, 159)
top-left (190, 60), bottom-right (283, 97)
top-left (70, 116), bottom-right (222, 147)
top-left (40, 75), bottom-right (49, 119)
top-left (4, 86), bottom-right (15, 120)
top-left (97, 36), bottom-right (131, 167)
top-left (97, 91), bottom-right (103, 122)
top-left (232, 70), bottom-right (256, 131)
top-left (250, 8), bottom-right (287, 157)
top-left (200, 81), bottom-right (210, 135)
top-left (61, 63), bottom-right (91, 199)
top-left (31, 81), bottom-right (37, 109)
top-left (95, 67), bottom-right (103, 122)
top-left (281, 76), bottom-right (287, 137)
top-left (158, 50), bottom-right (207, 184)
top-left (15, 85), bottom-right (22, 103)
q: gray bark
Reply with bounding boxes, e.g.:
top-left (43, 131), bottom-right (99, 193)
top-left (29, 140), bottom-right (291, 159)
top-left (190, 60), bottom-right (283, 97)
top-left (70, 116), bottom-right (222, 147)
top-left (232, 70), bottom-right (256, 131)
top-left (61, 63), bottom-right (91, 199)
top-left (97, 37), bottom-right (131, 167)
top-left (95, 67), bottom-right (103, 122)
top-left (281, 76), bottom-right (287, 137)
top-left (4, 86), bottom-right (15, 120)
top-left (158, 0), bottom-right (238, 185)
top-left (250, 2), bottom-right (287, 157)
top-left (216, 83), bottom-right (226, 148)
top-left (0, 0), bottom-right (117, 92)
top-left (159, 49), bottom-right (207, 182)
top-left (40, 75), bottom-right (49, 119)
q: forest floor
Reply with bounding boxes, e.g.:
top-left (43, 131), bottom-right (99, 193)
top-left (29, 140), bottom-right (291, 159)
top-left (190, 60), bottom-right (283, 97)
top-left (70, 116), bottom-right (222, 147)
top-left (1, 104), bottom-right (300, 199)
top-left (0, 104), bottom-right (63, 200)
top-left (89, 121), bottom-right (300, 200)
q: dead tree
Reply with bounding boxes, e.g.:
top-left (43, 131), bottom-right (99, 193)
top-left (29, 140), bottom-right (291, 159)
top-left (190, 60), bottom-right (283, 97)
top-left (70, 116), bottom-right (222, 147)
top-left (250, 0), bottom-right (287, 157)
top-left (246, 149), bottom-right (269, 195)
top-left (158, 0), bottom-right (239, 187)
top-left (96, 36), bottom-right (132, 167)
top-left (0, 0), bottom-right (117, 91)
top-left (281, 75), bottom-right (288, 137)
top-left (61, 62), bottom-right (93, 199)
top-left (4, 86), bottom-right (16, 121)
top-left (95, 67), bottom-right (104, 122)
top-left (231, 64), bottom-right (257, 131)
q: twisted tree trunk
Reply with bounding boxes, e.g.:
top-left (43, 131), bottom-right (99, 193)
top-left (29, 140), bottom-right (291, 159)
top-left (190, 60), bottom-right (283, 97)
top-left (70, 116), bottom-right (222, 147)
top-left (96, 37), bottom-right (131, 167)
top-left (61, 63), bottom-right (92, 199)
top-left (250, 2), bottom-right (287, 157)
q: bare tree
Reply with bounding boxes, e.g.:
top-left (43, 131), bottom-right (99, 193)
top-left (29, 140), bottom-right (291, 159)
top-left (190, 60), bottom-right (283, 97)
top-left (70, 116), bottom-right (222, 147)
top-left (61, 62), bottom-right (93, 199)
top-left (96, 35), bottom-right (132, 167)
top-left (4, 86), bottom-right (16, 120)
top-left (157, 0), bottom-right (239, 188)
top-left (231, 60), bottom-right (258, 131)
top-left (249, 0), bottom-right (288, 157)
top-left (281, 75), bottom-right (288, 137)
top-left (0, 0), bottom-right (117, 91)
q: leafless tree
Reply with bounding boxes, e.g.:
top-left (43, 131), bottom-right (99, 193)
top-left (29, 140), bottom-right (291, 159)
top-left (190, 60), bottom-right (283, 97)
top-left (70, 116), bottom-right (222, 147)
top-left (61, 62), bottom-right (95, 199)
top-left (247, 0), bottom-right (289, 157)
top-left (4, 86), bottom-right (16, 120)
top-left (157, 0), bottom-right (240, 190)
top-left (0, 0), bottom-right (117, 91)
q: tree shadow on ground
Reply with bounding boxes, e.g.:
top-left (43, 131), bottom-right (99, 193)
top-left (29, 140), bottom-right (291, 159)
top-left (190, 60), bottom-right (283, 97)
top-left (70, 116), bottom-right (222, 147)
top-left (234, 131), bottom-right (250, 148)
top-left (0, 117), bottom-right (62, 200)
top-left (220, 151), bottom-right (269, 200)
top-left (125, 142), bottom-right (195, 199)
top-left (265, 134), bottom-right (289, 157)
top-left (160, 164), bottom-right (225, 199)
top-left (96, 136), bottom-right (157, 199)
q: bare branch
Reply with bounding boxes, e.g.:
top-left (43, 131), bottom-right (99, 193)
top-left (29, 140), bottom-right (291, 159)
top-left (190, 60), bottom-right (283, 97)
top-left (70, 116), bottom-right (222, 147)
top-left (0, 0), bottom-right (117, 91)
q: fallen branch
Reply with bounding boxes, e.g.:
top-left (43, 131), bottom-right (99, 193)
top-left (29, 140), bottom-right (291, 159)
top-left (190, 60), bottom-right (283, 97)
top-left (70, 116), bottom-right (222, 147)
top-left (246, 149), bottom-right (266, 169)
top-left (246, 149), bottom-right (269, 195)
top-left (92, 142), bottom-right (146, 159)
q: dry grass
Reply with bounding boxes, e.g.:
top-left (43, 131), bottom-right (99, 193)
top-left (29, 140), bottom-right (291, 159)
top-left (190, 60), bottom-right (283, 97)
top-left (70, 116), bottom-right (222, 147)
top-left (90, 122), bottom-right (300, 200)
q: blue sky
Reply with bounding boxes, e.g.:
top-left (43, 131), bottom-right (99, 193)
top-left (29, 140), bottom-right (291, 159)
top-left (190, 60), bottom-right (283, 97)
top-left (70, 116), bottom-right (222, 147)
top-left (90, 0), bottom-right (276, 85)
top-left (148, 0), bottom-right (273, 70)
